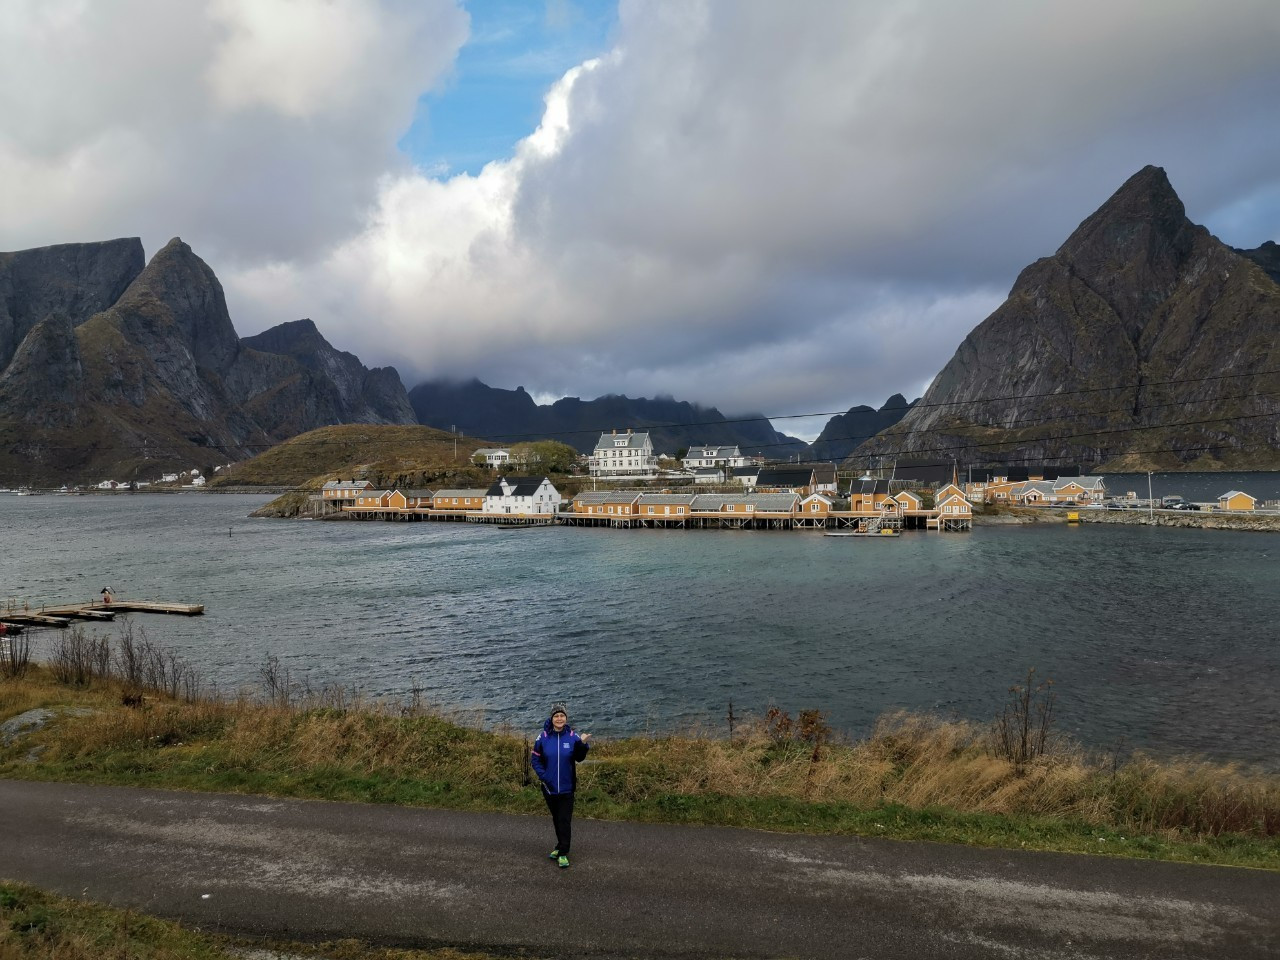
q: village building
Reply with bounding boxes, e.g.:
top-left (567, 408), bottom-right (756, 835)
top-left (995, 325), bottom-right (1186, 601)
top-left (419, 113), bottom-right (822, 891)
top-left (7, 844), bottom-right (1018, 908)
top-left (934, 490), bottom-right (974, 531)
top-left (893, 490), bottom-right (924, 512)
top-left (322, 479), bottom-right (374, 507)
top-left (799, 492), bottom-right (834, 516)
top-left (636, 493), bottom-right (696, 517)
top-left (473, 448), bottom-right (511, 468)
top-left (1052, 476), bottom-right (1106, 502)
top-left (432, 489), bottom-right (488, 510)
top-left (483, 476), bottom-right (562, 515)
top-left (682, 445), bottom-right (749, 472)
top-left (849, 478), bottom-right (892, 513)
top-left (572, 491), bottom-right (642, 517)
top-left (754, 467), bottom-right (816, 495)
top-left (1010, 480), bottom-right (1056, 505)
top-left (1217, 490), bottom-right (1257, 512)
top-left (402, 489), bottom-right (434, 509)
top-left (733, 465), bottom-right (760, 489)
top-left (352, 489), bottom-right (389, 509)
top-left (589, 429), bottom-right (658, 479)
top-left (692, 468), bottom-right (725, 485)
top-left (189, 475), bottom-right (206, 487)
top-left (810, 463), bottom-right (838, 495)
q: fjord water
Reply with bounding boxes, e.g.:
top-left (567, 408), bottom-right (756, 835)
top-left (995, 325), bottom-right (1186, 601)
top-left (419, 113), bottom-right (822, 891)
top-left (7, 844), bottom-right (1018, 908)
top-left (3, 491), bottom-right (1277, 765)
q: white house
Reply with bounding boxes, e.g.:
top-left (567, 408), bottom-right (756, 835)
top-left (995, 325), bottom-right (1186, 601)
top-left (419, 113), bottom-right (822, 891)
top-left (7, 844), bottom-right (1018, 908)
top-left (474, 447), bottom-right (511, 467)
top-left (682, 444), bottom-right (749, 471)
top-left (189, 476), bottom-right (207, 487)
top-left (160, 472), bottom-right (179, 483)
top-left (482, 476), bottom-right (562, 515)
top-left (97, 480), bottom-right (117, 490)
top-left (589, 430), bottom-right (658, 478)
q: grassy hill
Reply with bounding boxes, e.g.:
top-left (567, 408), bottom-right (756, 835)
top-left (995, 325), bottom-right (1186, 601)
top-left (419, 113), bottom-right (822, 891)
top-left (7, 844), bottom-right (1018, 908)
top-left (210, 425), bottom-right (494, 518)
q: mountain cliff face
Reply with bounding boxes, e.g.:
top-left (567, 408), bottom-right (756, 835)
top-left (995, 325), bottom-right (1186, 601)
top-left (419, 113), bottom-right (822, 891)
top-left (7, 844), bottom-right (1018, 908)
top-left (0, 238), bottom-right (144, 372)
top-left (239, 319), bottom-right (416, 426)
top-left (409, 378), bottom-right (809, 457)
top-left (855, 166), bottom-right (1280, 470)
top-left (0, 237), bottom-right (415, 483)
top-left (808, 394), bottom-right (915, 463)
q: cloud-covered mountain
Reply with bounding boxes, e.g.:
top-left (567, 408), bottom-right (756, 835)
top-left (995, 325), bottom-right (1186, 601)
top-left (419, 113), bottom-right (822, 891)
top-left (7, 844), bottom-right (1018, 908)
top-left (408, 378), bottom-right (809, 458)
top-left (853, 167), bottom-right (1280, 470)
top-left (0, 237), bottom-right (416, 483)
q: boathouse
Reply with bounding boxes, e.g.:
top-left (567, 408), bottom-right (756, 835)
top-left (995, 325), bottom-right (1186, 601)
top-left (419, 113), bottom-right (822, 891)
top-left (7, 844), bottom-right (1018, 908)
top-left (432, 489), bottom-right (488, 510)
top-left (1217, 490), bottom-right (1257, 511)
top-left (483, 476), bottom-right (562, 515)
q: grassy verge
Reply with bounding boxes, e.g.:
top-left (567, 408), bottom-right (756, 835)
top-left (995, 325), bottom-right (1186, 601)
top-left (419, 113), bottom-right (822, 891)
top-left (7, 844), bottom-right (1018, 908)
top-left (2, 666), bottom-right (1278, 870)
top-left (0, 881), bottom-right (513, 960)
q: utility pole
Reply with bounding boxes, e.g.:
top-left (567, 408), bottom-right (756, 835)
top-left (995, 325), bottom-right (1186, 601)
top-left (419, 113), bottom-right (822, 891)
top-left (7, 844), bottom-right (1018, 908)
top-left (1147, 471), bottom-right (1154, 518)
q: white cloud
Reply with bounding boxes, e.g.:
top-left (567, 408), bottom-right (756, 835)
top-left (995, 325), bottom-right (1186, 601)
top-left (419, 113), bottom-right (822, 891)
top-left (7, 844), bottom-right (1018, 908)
top-left (0, 0), bottom-right (467, 262)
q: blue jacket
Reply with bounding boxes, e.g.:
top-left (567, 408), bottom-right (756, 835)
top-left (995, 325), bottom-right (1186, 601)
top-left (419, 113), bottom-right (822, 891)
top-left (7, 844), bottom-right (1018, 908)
top-left (530, 718), bottom-right (589, 795)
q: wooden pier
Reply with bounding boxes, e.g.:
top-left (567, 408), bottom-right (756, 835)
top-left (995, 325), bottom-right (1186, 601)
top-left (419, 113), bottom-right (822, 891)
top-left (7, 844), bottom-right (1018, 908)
top-left (0, 599), bottom-right (204, 630)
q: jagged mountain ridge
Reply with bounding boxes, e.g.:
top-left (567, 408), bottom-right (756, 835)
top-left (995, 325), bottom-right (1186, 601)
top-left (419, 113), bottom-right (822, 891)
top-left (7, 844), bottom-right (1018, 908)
top-left (408, 378), bottom-right (811, 457)
top-left (0, 237), bottom-right (416, 483)
top-left (808, 394), bottom-right (916, 463)
top-left (854, 166), bottom-right (1280, 471)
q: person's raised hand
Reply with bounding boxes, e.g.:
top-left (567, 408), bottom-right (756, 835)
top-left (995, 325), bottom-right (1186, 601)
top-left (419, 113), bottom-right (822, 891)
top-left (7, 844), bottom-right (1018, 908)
top-left (580, 732), bottom-right (592, 743)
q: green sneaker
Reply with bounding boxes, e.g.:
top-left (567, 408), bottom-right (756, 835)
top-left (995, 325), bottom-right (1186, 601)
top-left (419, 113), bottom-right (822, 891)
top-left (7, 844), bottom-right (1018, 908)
top-left (548, 849), bottom-right (559, 860)
top-left (557, 854), bottom-right (570, 869)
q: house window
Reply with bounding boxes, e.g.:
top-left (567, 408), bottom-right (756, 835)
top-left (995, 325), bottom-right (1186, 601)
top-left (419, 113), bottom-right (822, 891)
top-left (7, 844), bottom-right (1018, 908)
top-left (648, 506), bottom-right (654, 514)
top-left (678, 507), bottom-right (685, 515)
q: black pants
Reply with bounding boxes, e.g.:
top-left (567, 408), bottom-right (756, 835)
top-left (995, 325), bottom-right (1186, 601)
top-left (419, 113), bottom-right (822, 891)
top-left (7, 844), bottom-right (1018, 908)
top-left (543, 790), bottom-right (575, 854)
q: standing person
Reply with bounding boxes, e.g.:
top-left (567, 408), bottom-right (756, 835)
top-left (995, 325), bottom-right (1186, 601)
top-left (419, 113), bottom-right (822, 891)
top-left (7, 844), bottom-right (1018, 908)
top-left (530, 702), bottom-right (590, 868)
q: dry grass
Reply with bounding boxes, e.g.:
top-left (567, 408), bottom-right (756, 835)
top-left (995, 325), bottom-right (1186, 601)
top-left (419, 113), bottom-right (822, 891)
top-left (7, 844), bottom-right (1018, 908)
top-left (4, 665), bottom-right (1279, 865)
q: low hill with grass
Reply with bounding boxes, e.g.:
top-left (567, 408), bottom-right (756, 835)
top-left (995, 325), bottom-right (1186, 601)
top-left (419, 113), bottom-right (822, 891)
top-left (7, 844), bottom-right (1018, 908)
top-left (208, 423), bottom-right (492, 516)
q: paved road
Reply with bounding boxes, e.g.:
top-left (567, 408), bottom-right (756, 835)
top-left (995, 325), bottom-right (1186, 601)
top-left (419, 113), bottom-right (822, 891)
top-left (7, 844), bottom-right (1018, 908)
top-left (2, 780), bottom-right (1277, 959)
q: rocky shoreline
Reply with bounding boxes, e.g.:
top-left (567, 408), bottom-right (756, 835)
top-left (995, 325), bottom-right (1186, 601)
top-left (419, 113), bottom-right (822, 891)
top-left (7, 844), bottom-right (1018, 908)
top-left (975, 505), bottom-right (1280, 532)
top-left (1078, 510), bottom-right (1280, 532)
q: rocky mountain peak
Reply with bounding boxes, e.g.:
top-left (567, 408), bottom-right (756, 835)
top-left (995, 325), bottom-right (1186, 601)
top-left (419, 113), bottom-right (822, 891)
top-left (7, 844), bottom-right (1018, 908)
top-left (852, 165), bottom-right (1280, 470)
top-left (114, 237), bottom-right (240, 375)
top-left (880, 393), bottom-right (910, 413)
top-left (240, 318), bottom-right (328, 357)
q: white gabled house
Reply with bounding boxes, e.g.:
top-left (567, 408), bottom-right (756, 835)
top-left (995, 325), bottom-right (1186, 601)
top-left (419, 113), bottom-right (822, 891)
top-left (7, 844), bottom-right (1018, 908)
top-left (474, 447), bottom-right (511, 468)
top-left (682, 445), bottom-right (749, 471)
top-left (483, 476), bottom-right (562, 515)
top-left (590, 429), bottom-right (658, 478)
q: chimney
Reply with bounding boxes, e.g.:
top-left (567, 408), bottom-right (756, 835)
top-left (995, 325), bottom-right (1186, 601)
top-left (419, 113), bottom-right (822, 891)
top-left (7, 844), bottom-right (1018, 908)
top-left (628, 428), bottom-right (633, 435)
top-left (612, 429), bottom-right (616, 435)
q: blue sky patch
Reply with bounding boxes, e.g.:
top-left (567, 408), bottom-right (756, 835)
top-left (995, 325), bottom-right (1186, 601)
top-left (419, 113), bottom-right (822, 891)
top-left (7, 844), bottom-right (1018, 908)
top-left (399, 0), bottom-right (617, 176)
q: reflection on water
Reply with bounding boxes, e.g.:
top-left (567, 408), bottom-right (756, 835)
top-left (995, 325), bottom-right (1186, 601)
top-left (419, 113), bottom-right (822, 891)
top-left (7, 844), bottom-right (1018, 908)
top-left (2, 490), bottom-right (1278, 764)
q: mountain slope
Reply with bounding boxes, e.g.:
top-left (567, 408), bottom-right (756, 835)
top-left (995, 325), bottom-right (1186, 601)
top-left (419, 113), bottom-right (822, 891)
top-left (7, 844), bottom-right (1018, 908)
top-left (0, 238), bottom-right (416, 484)
top-left (409, 378), bottom-right (809, 457)
top-left (854, 166), bottom-right (1280, 471)
top-left (0, 238), bottom-right (144, 372)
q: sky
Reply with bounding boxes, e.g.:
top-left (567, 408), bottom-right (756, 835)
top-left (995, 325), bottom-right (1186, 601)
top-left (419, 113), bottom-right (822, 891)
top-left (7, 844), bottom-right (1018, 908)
top-left (2, 0), bottom-right (1279, 441)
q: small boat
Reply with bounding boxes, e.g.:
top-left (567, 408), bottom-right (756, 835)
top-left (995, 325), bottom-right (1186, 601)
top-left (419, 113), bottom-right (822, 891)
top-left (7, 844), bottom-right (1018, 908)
top-left (824, 528), bottom-right (900, 538)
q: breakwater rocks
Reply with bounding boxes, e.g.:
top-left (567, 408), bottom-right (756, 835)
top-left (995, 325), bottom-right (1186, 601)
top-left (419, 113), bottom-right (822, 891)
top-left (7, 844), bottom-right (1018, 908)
top-left (1079, 511), bottom-right (1280, 532)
